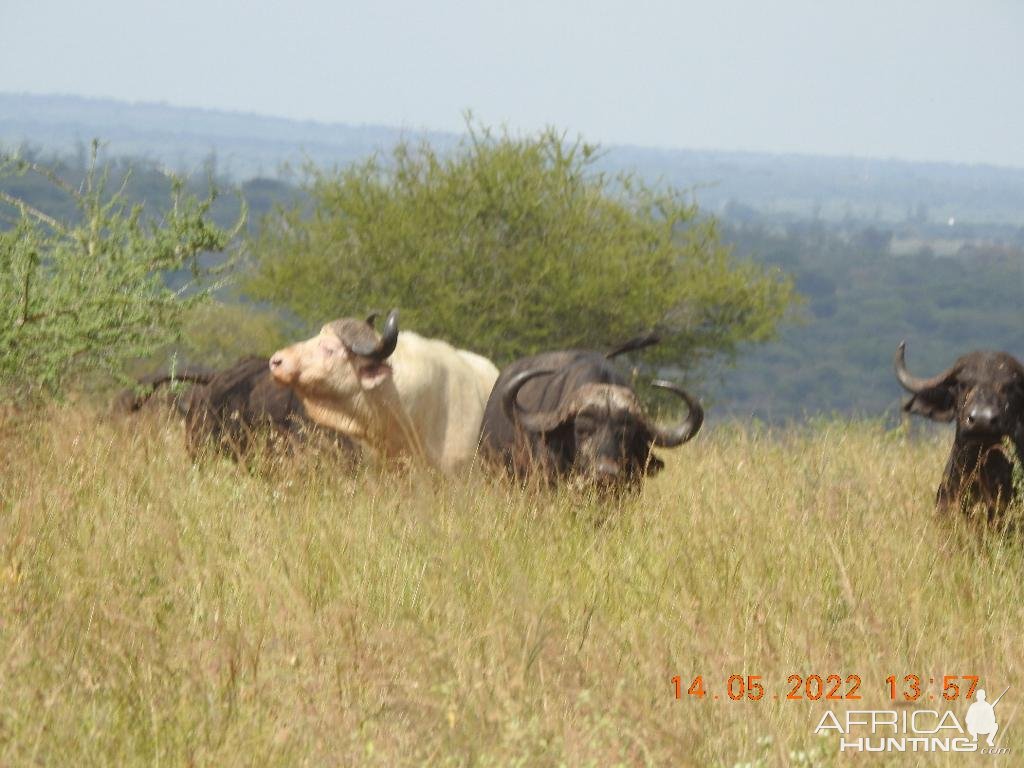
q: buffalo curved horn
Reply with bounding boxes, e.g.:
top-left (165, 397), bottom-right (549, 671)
top-left (646, 379), bottom-right (704, 448)
top-left (501, 368), bottom-right (560, 432)
top-left (350, 309), bottom-right (399, 361)
top-left (893, 341), bottom-right (958, 394)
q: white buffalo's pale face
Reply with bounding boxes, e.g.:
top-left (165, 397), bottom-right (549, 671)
top-left (270, 320), bottom-right (394, 400)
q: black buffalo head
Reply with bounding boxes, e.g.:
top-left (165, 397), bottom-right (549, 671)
top-left (894, 342), bottom-right (1024, 516)
top-left (500, 366), bottom-right (703, 486)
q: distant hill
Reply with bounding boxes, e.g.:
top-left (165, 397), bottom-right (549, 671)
top-left (604, 148), bottom-right (1024, 226)
top-left (0, 92), bottom-right (456, 180)
top-left (5, 92), bottom-right (1024, 225)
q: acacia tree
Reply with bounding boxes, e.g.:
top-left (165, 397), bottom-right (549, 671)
top-left (0, 143), bottom-right (244, 401)
top-left (244, 123), bottom-right (797, 373)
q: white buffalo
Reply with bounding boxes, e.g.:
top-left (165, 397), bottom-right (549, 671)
top-left (269, 310), bottom-right (498, 471)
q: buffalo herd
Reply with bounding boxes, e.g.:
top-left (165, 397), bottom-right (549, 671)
top-left (119, 310), bottom-right (1024, 521)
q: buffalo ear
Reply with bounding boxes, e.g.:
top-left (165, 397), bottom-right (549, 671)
top-left (358, 362), bottom-right (392, 390)
top-left (634, 430), bottom-right (665, 476)
top-left (645, 452), bottom-right (665, 476)
top-left (541, 418), bottom-right (575, 445)
top-left (902, 389), bottom-right (956, 422)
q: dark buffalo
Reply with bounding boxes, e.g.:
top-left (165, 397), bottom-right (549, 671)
top-left (479, 336), bottom-right (703, 487)
top-left (119, 357), bottom-right (358, 461)
top-left (182, 356), bottom-right (360, 460)
top-left (894, 342), bottom-right (1024, 517)
top-left (111, 368), bottom-right (214, 415)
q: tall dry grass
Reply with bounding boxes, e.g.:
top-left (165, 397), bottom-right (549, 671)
top-left (0, 408), bottom-right (1021, 766)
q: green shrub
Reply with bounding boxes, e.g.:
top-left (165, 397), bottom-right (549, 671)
top-left (0, 142), bottom-right (244, 401)
top-left (244, 122), bottom-right (796, 372)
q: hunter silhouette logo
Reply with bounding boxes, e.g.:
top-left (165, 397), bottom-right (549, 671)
top-left (966, 687), bottom-right (1008, 748)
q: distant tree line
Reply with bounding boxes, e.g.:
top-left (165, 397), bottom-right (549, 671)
top-left (717, 217), bottom-right (1024, 420)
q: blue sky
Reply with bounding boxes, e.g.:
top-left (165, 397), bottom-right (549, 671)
top-left (2, 0), bottom-right (1022, 166)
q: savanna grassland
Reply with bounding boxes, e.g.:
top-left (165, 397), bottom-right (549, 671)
top-left (1, 408), bottom-right (1022, 767)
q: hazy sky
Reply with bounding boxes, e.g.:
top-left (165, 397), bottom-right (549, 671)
top-left (2, 0), bottom-right (1022, 166)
